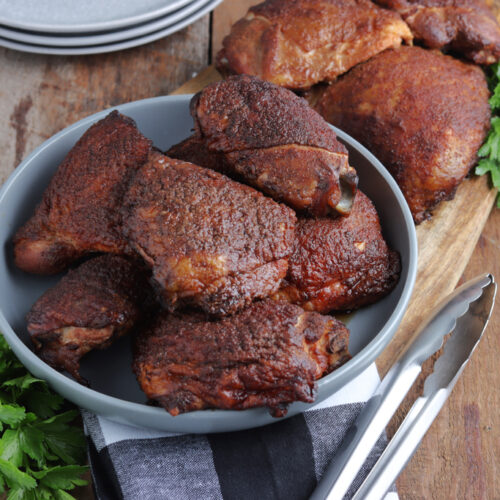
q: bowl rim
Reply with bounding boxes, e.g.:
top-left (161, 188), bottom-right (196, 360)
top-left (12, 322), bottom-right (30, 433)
top-left (0, 94), bottom-right (418, 430)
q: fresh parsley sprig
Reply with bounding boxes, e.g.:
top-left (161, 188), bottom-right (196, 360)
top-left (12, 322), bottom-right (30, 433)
top-left (478, 62), bottom-right (500, 207)
top-left (0, 334), bottom-right (88, 499)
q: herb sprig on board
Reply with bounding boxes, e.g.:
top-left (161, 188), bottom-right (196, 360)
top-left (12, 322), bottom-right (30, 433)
top-left (0, 334), bottom-right (88, 499)
top-left (477, 62), bottom-right (500, 207)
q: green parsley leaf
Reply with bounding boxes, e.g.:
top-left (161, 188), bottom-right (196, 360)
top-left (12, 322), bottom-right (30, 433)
top-left (0, 430), bottom-right (23, 467)
top-left (0, 405), bottom-right (26, 428)
top-left (19, 387), bottom-right (64, 420)
top-left (479, 65), bottom-right (500, 205)
top-left (0, 334), bottom-right (88, 496)
top-left (52, 489), bottom-right (78, 500)
top-left (36, 484), bottom-right (57, 500)
top-left (33, 465), bottom-right (88, 490)
top-left (490, 88), bottom-right (500, 109)
top-left (4, 374), bottom-right (45, 390)
top-left (19, 425), bottom-right (45, 467)
top-left (7, 486), bottom-right (36, 500)
top-left (0, 458), bottom-right (36, 490)
top-left (35, 413), bottom-right (87, 465)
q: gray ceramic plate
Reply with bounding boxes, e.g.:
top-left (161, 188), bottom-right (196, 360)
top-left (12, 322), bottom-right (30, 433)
top-left (0, 0), bottom-right (222, 56)
top-left (0, 0), bottom-right (194, 34)
top-left (0, 95), bottom-right (417, 433)
top-left (0, 0), bottom-right (211, 47)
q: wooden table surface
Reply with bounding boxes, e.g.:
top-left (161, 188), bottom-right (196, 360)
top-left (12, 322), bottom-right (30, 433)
top-left (0, 1), bottom-right (499, 498)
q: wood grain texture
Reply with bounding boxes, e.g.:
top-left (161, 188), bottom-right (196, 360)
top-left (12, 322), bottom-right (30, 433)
top-left (171, 65), bottom-right (221, 95)
top-left (395, 208), bottom-right (500, 500)
top-left (211, 0), bottom-right (257, 59)
top-left (0, 18), bottom-right (210, 186)
top-left (377, 175), bottom-right (497, 378)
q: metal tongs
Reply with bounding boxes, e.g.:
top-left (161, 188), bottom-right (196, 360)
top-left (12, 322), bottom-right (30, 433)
top-left (311, 273), bottom-right (497, 500)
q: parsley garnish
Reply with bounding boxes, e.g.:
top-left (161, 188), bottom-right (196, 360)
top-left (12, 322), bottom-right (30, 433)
top-left (478, 63), bottom-right (500, 207)
top-left (0, 334), bottom-right (88, 499)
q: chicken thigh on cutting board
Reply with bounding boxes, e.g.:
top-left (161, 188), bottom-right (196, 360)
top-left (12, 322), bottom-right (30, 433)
top-left (315, 46), bottom-right (491, 223)
top-left (216, 0), bottom-right (412, 89)
top-left (374, 0), bottom-right (500, 64)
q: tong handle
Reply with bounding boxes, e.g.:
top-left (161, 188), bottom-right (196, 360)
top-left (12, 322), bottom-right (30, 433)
top-left (353, 275), bottom-right (496, 500)
top-left (351, 392), bottom-right (443, 500)
top-left (309, 362), bottom-right (421, 500)
top-left (310, 274), bottom-right (494, 500)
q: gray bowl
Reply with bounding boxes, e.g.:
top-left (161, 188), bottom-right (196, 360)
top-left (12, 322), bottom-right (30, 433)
top-left (0, 95), bottom-right (417, 433)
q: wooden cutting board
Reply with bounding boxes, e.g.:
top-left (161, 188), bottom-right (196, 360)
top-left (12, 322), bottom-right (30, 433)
top-left (171, 66), bottom-right (498, 380)
top-left (205, 4), bottom-right (500, 498)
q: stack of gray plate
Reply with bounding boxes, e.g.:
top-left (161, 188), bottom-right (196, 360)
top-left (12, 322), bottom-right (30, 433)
top-left (0, 0), bottom-right (222, 55)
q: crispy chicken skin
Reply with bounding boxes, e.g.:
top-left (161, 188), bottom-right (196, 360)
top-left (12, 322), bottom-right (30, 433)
top-left (216, 0), bottom-right (412, 90)
top-left (374, 0), bottom-right (500, 64)
top-left (13, 111), bottom-right (152, 275)
top-left (133, 300), bottom-right (351, 417)
top-left (26, 255), bottom-right (150, 382)
top-left (274, 192), bottom-right (400, 313)
top-left (166, 136), bottom-right (231, 176)
top-left (188, 75), bottom-right (358, 217)
top-left (121, 151), bottom-right (296, 317)
top-left (315, 47), bottom-right (491, 223)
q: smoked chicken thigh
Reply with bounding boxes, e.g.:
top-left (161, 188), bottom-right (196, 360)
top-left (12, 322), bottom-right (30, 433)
top-left (216, 0), bottom-right (412, 90)
top-left (315, 47), bottom-right (491, 223)
top-left (27, 255), bottom-right (151, 382)
top-left (121, 151), bottom-right (296, 317)
top-left (166, 135), bottom-right (230, 176)
top-left (133, 299), bottom-right (350, 417)
top-left (187, 75), bottom-right (358, 217)
top-left (374, 0), bottom-right (500, 64)
top-left (274, 191), bottom-right (400, 313)
top-left (14, 111), bottom-right (152, 274)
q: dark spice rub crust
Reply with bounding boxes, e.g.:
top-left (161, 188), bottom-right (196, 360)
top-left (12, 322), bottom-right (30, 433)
top-left (133, 299), bottom-right (351, 417)
top-left (315, 47), bottom-right (491, 223)
top-left (14, 111), bottom-right (152, 274)
top-left (166, 135), bottom-right (231, 176)
top-left (274, 191), bottom-right (401, 312)
top-left (189, 75), bottom-right (358, 217)
top-left (216, 0), bottom-right (412, 90)
top-left (122, 151), bottom-right (296, 316)
top-left (374, 0), bottom-right (500, 64)
top-left (27, 255), bottom-right (151, 382)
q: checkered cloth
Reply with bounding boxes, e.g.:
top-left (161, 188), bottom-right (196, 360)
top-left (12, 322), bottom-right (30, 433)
top-left (82, 363), bottom-right (398, 500)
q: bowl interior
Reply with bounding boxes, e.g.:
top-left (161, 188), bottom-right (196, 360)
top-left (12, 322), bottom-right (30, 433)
top-left (0, 95), bottom-right (417, 432)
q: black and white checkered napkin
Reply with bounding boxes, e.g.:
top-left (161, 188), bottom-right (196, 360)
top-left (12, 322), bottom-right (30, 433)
top-left (82, 363), bottom-right (398, 500)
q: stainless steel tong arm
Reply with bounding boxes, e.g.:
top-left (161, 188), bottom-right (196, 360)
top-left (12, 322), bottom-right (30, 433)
top-left (311, 274), bottom-right (496, 500)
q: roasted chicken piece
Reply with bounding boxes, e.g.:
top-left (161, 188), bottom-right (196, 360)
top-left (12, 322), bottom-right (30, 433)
top-left (167, 135), bottom-right (230, 176)
top-left (315, 47), bottom-right (491, 223)
top-left (216, 0), bottom-right (412, 90)
top-left (186, 75), bottom-right (358, 217)
top-left (374, 0), bottom-right (500, 64)
top-left (26, 255), bottom-right (151, 382)
top-left (121, 151), bottom-right (296, 317)
top-left (274, 192), bottom-right (400, 313)
top-left (14, 111), bottom-right (152, 275)
top-left (167, 132), bottom-right (357, 218)
top-left (133, 299), bottom-right (351, 417)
